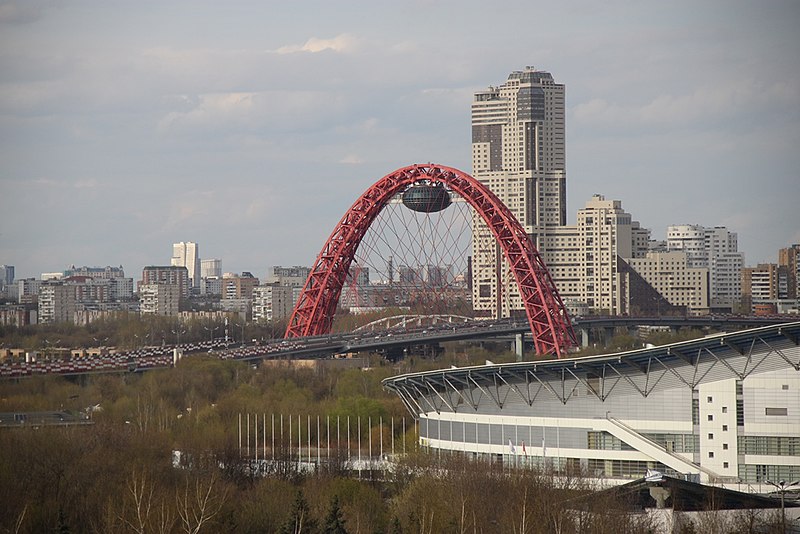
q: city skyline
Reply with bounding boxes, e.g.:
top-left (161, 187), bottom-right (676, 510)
top-left (1, 1), bottom-right (799, 279)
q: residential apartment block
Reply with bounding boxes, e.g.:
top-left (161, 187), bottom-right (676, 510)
top-left (778, 244), bottom-right (800, 299)
top-left (252, 283), bottom-right (294, 322)
top-left (38, 281), bottom-right (76, 324)
top-left (471, 67), bottom-right (566, 319)
top-left (667, 225), bottom-right (743, 311)
top-left (140, 266), bottom-right (190, 299)
top-left (139, 283), bottom-right (181, 316)
top-left (222, 272), bottom-right (258, 301)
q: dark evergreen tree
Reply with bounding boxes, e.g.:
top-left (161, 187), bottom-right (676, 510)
top-left (389, 516), bottom-right (403, 534)
top-left (57, 507), bottom-right (70, 534)
top-left (322, 495), bottom-right (348, 534)
top-left (280, 490), bottom-right (318, 534)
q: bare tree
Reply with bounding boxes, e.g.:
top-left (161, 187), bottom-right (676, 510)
top-left (176, 471), bottom-right (227, 534)
top-left (118, 469), bottom-right (154, 534)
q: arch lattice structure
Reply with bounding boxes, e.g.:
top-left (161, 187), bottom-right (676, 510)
top-left (285, 163), bottom-right (577, 357)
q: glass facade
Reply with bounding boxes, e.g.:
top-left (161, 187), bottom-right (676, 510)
top-left (738, 435), bottom-right (800, 456)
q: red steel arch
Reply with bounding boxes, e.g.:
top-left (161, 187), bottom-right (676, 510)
top-left (285, 163), bottom-right (577, 357)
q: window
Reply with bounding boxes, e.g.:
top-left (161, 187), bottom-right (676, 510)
top-left (708, 433), bottom-right (714, 440)
top-left (765, 407), bottom-right (788, 416)
top-left (723, 425), bottom-right (728, 431)
top-left (722, 406), bottom-right (728, 414)
top-left (708, 414), bottom-right (714, 422)
top-left (782, 384), bottom-right (789, 390)
top-left (724, 462), bottom-right (729, 469)
top-left (707, 396), bottom-right (713, 403)
top-left (723, 443), bottom-right (729, 450)
top-left (708, 451), bottom-right (714, 458)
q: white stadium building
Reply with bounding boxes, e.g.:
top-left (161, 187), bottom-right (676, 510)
top-left (383, 322), bottom-right (800, 492)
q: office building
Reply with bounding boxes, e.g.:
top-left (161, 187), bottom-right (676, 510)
top-left (171, 242), bottom-right (200, 289)
top-left (471, 66), bottom-right (566, 319)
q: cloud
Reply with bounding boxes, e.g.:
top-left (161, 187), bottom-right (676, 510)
top-left (0, 1), bottom-right (42, 24)
top-left (274, 34), bottom-right (359, 54)
top-left (157, 90), bottom-right (347, 135)
top-left (339, 154), bottom-right (364, 164)
top-left (572, 77), bottom-right (800, 136)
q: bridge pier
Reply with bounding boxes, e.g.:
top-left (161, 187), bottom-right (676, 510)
top-left (515, 333), bottom-right (524, 362)
top-left (580, 328), bottom-right (590, 349)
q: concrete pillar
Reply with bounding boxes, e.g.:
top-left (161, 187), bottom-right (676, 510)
top-left (515, 333), bottom-right (523, 361)
top-left (580, 328), bottom-right (590, 348)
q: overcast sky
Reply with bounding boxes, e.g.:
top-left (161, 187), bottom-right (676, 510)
top-left (1, 0), bottom-right (798, 280)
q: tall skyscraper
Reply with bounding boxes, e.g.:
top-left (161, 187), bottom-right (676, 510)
top-left (471, 66), bottom-right (566, 318)
top-left (171, 242), bottom-right (200, 289)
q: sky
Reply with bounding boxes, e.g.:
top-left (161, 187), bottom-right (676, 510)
top-left (1, 0), bottom-right (799, 280)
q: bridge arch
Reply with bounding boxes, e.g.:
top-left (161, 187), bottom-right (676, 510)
top-left (285, 163), bottom-right (576, 356)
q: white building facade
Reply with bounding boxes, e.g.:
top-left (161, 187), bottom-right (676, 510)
top-left (384, 323), bottom-right (800, 489)
top-left (667, 225), bottom-right (743, 311)
top-left (171, 241), bottom-right (200, 289)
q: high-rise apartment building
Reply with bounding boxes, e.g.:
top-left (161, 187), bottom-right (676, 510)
top-left (17, 278), bottom-right (41, 305)
top-left (778, 244), bottom-right (800, 299)
top-left (268, 266), bottom-right (312, 308)
top-left (667, 225), bottom-right (743, 311)
top-left (139, 283), bottom-right (181, 316)
top-left (38, 281), bottom-right (76, 324)
top-left (201, 259), bottom-right (222, 279)
top-left (140, 266), bottom-right (190, 299)
top-left (61, 266), bottom-right (134, 300)
top-left (471, 67), bottom-right (566, 319)
top-left (543, 195), bottom-right (643, 315)
top-left (741, 264), bottom-right (782, 314)
top-left (0, 265), bottom-right (14, 287)
top-left (252, 283), bottom-right (294, 322)
top-left (623, 251), bottom-right (710, 314)
top-left (221, 272), bottom-right (258, 301)
top-left (171, 242), bottom-right (200, 289)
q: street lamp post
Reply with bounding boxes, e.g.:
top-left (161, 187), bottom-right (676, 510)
top-left (767, 479), bottom-right (799, 532)
top-left (44, 338), bottom-right (61, 361)
top-left (203, 326), bottom-right (218, 343)
top-left (172, 327), bottom-right (186, 347)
